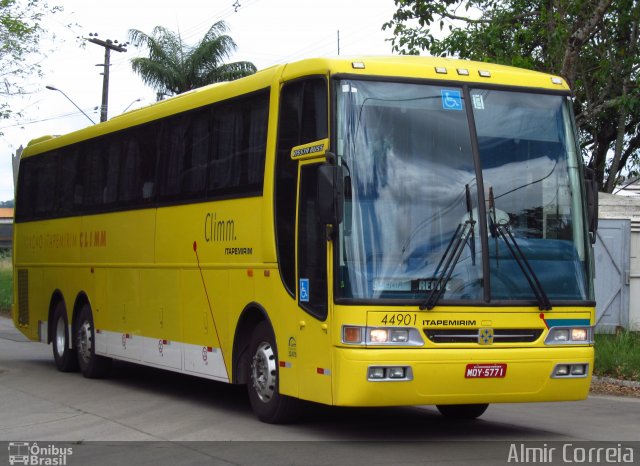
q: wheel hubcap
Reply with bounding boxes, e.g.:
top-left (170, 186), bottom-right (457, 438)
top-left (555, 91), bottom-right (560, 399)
top-left (55, 317), bottom-right (66, 357)
top-left (250, 341), bottom-right (277, 403)
top-left (78, 320), bottom-right (92, 364)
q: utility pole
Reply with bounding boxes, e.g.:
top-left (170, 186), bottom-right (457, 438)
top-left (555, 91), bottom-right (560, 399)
top-left (85, 33), bottom-right (128, 122)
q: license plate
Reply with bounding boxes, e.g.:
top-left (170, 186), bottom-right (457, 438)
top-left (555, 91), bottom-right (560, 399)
top-left (465, 363), bottom-right (507, 378)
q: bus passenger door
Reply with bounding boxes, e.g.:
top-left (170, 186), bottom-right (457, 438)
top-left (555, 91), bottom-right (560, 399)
top-left (296, 163), bottom-right (333, 405)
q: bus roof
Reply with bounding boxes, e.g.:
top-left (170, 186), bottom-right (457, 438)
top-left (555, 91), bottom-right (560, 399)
top-left (22, 56), bottom-right (569, 158)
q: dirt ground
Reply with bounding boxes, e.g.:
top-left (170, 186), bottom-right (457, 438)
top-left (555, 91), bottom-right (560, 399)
top-left (590, 377), bottom-right (640, 398)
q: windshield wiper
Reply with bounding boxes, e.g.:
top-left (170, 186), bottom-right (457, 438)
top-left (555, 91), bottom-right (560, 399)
top-left (420, 185), bottom-right (476, 310)
top-left (488, 189), bottom-right (552, 311)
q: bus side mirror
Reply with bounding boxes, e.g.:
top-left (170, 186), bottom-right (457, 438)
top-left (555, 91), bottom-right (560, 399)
top-left (584, 166), bottom-right (598, 243)
top-left (318, 163), bottom-right (346, 226)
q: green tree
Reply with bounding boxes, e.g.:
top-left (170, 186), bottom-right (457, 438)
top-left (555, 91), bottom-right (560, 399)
top-left (383, 0), bottom-right (640, 192)
top-left (128, 21), bottom-right (257, 97)
top-left (0, 0), bottom-right (62, 122)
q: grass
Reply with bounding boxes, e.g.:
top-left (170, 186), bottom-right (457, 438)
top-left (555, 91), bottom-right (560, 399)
top-left (0, 251), bottom-right (11, 316)
top-left (594, 331), bottom-right (640, 382)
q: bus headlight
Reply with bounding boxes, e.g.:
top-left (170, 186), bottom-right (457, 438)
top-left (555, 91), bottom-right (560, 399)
top-left (369, 328), bottom-right (388, 343)
top-left (545, 326), bottom-right (593, 345)
top-left (571, 328), bottom-right (588, 341)
top-left (369, 328), bottom-right (410, 343)
top-left (342, 326), bottom-right (424, 346)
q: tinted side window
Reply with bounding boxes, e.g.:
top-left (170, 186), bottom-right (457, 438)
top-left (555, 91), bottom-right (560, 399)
top-left (159, 113), bottom-right (190, 200)
top-left (15, 89), bottom-right (269, 222)
top-left (118, 135), bottom-right (141, 204)
top-left (185, 113), bottom-right (209, 196)
top-left (15, 157), bottom-right (36, 221)
top-left (81, 143), bottom-right (107, 209)
top-left (158, 111), bottom-right (209, 202)
top-left (208, 91), bottom-right (269, 198)
top-left (298, 164), bottom-right (328, 318)
top-left (112, 126), bottom-right (157, 206)
top-left (104, 140), bottom-right (121, 206)
top-left (33, 155), bottom-right (57, 217)
top-left (57, 149), bottom-right (77, 216)
top-left (275, 78), bottom-right (328, 296)
top-left (210, 102), bottom-right (242, 194)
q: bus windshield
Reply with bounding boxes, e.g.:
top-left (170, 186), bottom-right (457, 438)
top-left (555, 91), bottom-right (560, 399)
top-left (335, 79), bottom-right (591, 304)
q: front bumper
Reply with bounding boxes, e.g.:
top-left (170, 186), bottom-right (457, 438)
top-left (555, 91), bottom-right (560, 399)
top-left (332, 346), bottom-right (593, 407)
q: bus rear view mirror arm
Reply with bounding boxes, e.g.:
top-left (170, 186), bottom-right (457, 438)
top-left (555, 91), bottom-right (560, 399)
top-left (318, 162), bottom-right (346, 228)
top-left (583, 166), bottom-right (598, 244)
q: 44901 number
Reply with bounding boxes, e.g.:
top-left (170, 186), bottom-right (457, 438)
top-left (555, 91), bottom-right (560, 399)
top-left (380, 313), bottom-right (417, 326)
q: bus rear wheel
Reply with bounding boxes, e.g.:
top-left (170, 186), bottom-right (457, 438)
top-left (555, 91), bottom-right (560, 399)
top-left (75, 304), bottom-right (111, 378)
top-left (436, 403), bottom-right (489, 420)
top-left (247, 321), bottom-right (299, 423)
top-left (52, 302), bottom-right (78, 372)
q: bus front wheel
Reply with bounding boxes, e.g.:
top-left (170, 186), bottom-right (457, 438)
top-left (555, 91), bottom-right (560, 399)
top-left (75, 304), bottom-right (112, 378)
top-left (52, 302), bottom-right (78, 372)
top-left (247, 321), bottom-right (299, 423)
top-left (436, 403), bottom-right (489, 420)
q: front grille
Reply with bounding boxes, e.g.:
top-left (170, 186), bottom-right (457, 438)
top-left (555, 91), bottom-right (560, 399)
top-left (17, 269), bottom-right (29, 326)
top-left (424, 328), bottom-right (543, 344)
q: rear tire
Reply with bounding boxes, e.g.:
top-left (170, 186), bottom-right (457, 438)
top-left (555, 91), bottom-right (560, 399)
top-left (436, 403), bottom-right (489, 420)
top-left (247, 321), bottom-right (300, 423)
top-left (51, 302), bottom-right (78, 372)
top-left (75, 303), bottom-right (112, 378)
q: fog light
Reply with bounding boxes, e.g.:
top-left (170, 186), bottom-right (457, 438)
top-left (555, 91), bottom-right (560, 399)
top-left (571, 364), bottom-right (586, 376)
top-left (555, 364), bottom-right (570, 376)
top-left (369, 367), bottom-right (386, 379)
top-left (388, 367), bottom-right (405, 379)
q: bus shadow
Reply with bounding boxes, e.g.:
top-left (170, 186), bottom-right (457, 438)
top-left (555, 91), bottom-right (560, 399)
top-left (105, 360), bottom-right (554, 441)
top-left (299, 403), bottom-right (556, 441)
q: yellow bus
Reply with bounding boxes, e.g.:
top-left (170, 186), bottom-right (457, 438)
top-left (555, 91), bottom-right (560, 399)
top-left (13, 57), bottom-right (598, 423)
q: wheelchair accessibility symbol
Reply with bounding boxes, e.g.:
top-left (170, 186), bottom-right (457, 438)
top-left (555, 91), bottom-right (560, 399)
top-left (441, 89), bottom-right (463, 111)
top-left (299, 278), bottom-right (310, 302)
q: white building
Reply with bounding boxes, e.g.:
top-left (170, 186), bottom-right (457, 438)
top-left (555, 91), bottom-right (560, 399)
top-left (597, 191), bottom-right (640, 331)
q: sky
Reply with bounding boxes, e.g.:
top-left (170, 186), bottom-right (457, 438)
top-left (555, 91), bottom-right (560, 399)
top-left (0, 0), bottom-right (399, 202)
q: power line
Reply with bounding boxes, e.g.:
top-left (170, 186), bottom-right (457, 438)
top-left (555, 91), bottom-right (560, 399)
top-left (179, 0), bottom-right (260, 42)
top-left (0, 108), bottom-right (98, 130)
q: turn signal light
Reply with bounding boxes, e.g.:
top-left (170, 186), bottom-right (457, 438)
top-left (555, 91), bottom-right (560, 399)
top-left (343, 326), bottom-right (362, 343)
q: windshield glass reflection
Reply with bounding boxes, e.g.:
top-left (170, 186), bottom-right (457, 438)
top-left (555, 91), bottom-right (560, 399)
top-left (334, 80), bottom-right (591, 304)
top-left (336, 80), bottom-right (482, 301)
top-left (472, 90), bottom-right (589, 301)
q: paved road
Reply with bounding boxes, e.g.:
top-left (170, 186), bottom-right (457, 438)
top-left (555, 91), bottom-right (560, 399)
top-left (1, 315), bottom-right (638, 465)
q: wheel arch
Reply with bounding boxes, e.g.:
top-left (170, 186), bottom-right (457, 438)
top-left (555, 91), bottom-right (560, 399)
top-left (70, 292), bottom-right (92, 347)
top-left (47, 290), bottom-right (67, 344)
top-left (232, 302), bottom-right (271, 384)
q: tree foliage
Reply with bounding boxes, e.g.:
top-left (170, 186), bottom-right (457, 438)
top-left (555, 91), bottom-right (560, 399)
top-left (129, 21), bottom-right (257, 97)
top-left (0, 0), bottom-right (62, 121)
top-left (383, 0), bottom-right (640, 192)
